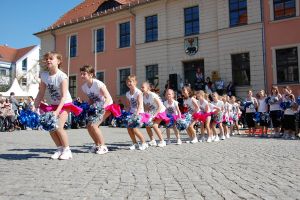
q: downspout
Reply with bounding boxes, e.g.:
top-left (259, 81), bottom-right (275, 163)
top-left (129, 5), bottom-right (136, 76)
top-left (261, 0), bottom-right (268, 93)
top-left (50, 30), bottom-right (56, 51)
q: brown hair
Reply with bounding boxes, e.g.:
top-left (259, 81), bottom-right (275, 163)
top-left (80, 65), bottom-right (95, 77)
top-left (127, 75), bottom-right (137, 82)
top-left (43, 51), bottom-right (63, 69)
top-left (182, 86), bottom-right (194, 99)
top-left (271, 86), bottom-right (279, 95)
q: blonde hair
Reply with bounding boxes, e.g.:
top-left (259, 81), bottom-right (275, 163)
top-left (195, 90), bottom-right (205, 97)
top-left (127, 75), bottom-right (137, 82)
top-left (42, 51), bottom-right (63, 69)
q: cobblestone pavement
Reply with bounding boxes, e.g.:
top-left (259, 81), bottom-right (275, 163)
top-left (0, 127), bottom-right (299, 200)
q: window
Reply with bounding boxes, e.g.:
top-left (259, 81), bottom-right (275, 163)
top-left (184, 6), bottom-right (199, 36)
top-left (276, 47), bottom-right (299, 83)
top-left (21, 78), bottom-right (27, 86)
top-left (119, 22), bottom-right (130, 48)
top-left (69, 35), bottom-right (77, 57)
top-left (146, 65), bottom-right (158, 86)
top-left (69, 76), bottom-right (77, 99)
top-left (96, 71), bottom-right (104, 82)
top-left (273, 0), bottom-right (296, 20)
top-left (119, 68), bottom-right (130, 95)
top-left (0, 69), bottom-right (6, 76)
top-left (22, 58), bottom-right (27, 71)
top-left (229, 0), bottom-right (247, 27)
top-left (145, 15), bottom-right (158, 42)
top-left (231, 53), bottom-right (250, 86)
top-left (94, 28), bottom-right (104, 52)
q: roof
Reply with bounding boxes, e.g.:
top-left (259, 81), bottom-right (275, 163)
top-left (35, 0), bottom-right (159, 35)
top-left (0, 45), bottom-right (37, 63)
top-left (51, 0), bottom-right (136, 28)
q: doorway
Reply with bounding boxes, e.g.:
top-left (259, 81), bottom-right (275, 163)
top-left (183, 60), bottom-right (204, 90)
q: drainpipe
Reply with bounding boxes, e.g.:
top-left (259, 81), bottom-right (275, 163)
top-left (260, 0), bottom-right (268, 93)
top-left (50, 30), bottom-right (56, 51)
top-left (129, 5), bottom-right (136, 75)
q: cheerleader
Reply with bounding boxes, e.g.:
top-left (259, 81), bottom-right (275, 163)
top-left (221, 95), bottom-right (231, 138)
top-left (229, 96), bottom-right (241, 135)
top-left (281, 86), bottom-right (296, 139)
top-left (182, 86), bottom-right (199, 143)
top-left (141, 82), bottom-right (168, 147)
top-left (257, 90), bottom-right (269, 137)
top-left (210, 92), bottom-right (225, 141)
top-left (195, 90), bottom-right (213, 142)
top-left (268, 86), bottom-right (282, 137)
top-left (34, 52), bottom-right (82, 160)
top-left (80, 65), bottom-right (121, 154)
top-left (244, 90), bottom-right (258, 136)
top-left (125, 75), bottom-right (148, 150)
top-left (164, 89), bottom-right (182, 145)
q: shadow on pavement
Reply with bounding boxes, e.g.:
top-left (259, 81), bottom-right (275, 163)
top-left (0, 153), bottom-right (49, 160)
top-left (8, 148), bottom-right (86, 154)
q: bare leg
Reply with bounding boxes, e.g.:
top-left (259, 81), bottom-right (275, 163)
top-left (133, 128), bottom-right (146, 143)
top-left (173, 127), bottom-right (180, 139)
top-left (56, 111), bottom-right (70, 147)
top-left (166, 128), bottom-right (171, 140)
top-left (152, 120), bottom-right (164, 141)
top-left (146, 126), bottom-right (154, 141)
top-left (127, 128), bottom-right (137, 143)
top-left (50, 131), bottom-right (62, 147)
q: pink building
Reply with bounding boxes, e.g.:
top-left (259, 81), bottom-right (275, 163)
top-left (35, 0), bottom-right (137, 102)
top-left (264, 0), bottom-right (300, 95)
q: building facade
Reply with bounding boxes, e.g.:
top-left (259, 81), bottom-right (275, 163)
top-left (134, 0), bottom-right (265, 98)
top-left (0, 45), bottom-right (40, 95)
top-left (35, 0), bottom-right (137, 102)
top-left (264, 0), bottom-right (300, 95)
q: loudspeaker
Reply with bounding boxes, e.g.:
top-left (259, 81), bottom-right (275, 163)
top-left (169, 73), bottom-right (178, 91)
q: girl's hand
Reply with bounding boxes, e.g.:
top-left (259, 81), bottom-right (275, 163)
top-left (52, 110), bottom-right (59, 117)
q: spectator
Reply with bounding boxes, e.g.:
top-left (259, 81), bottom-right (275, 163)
top-left (215, 78), bottom-right (225, 95)
top-left (194, 68), bottom-right (204, 91)
top-left (204, 77), bottom-right (213, 94)
top-left (9, 92), bottom-right (19, 115)
top-left (226, 81), bottom-right (235, 97)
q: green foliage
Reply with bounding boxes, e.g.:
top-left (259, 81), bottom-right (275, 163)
top-left (0, 85), bottom-right (10, 92)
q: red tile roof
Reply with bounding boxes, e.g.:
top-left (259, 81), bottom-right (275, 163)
top-left (51, 0), bottom-right (136, 28)
top-left (0, 45), bottom-right (36, 63)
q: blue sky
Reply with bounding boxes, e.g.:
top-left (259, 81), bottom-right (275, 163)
top-left (0, 0), bottom-right (83, 49)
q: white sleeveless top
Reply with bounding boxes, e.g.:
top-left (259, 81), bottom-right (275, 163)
top-left (143, 91), bottom-right (165, 114)
top-left (198, 99), bottom-right (211, 113)
top-left (40, 70), bottom-right (72, 105)
top-left (258, 98), bottom-right (268, 113)
top-left (184, 97), bottom-right (199, 114)
top-left (81, 79), bottom-right (113, 105)
top-left (269, 95), bottom-right (281, 111)
top-left (126, 88), bottom-right (144, 113)
top-left (164, 100), bottom-right (179, 115)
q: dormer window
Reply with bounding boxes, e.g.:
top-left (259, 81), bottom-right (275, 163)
top-left (94, 0), bottom-right (122, 13)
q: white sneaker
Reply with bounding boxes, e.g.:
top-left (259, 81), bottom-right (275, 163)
top-left (191, 138), bottom-right (198, 144)
top-left (212, 135), bottom-right (216, 141)
top-left (95, 146), bottom-right (108, 155)
top-left (59, 148), bottom-right (72, 160)
top-left (220, 135), bottom-right (226, 140)
top-left (166, 140), bottom-right (171, 145)
top-left (50, 146), bottom-right (63, 159)
top-left (207, 137), bottom-right (213, 143)
top-left (89, 144), bottom-right (97, 153)
top-left (148, 139), bottom-right (157, 146)
top-left (157, 140), bottom-right (166, 147)
top-left (129, 143), bottom-right (139, 150)
top-left (226, 134), bottom-right (230, 138)
top-left (199, 136), bottom-right (206, 143)
top-left (176, 139), bottom-right (182, 145)
top-left (139, 143), bottom-right (149, 150)
top-left (231, 132), bottom-right (235, 136)
top-left (214, 136), bottom-right (220, 142)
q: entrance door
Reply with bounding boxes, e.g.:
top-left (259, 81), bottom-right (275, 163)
top-left (183, 60), bottom-right (204, 90)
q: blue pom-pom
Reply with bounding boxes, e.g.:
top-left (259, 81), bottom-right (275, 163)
top-left (87, 102), bottom-right (105, 124)
top-left (175, 114), bottom-right (192, 131)
top-left (253, 112), bottom-right (261, 123)
top-left (166, 114), bottom-right (175, 128)
top-left (280, 101), bottom-right (292, 110)
top-left (40, 112), bottom-right (58, 132)
top-left (297, 96), bottom-right (300, 105)
top-left (18, 110), bottom-right (40, 129)
top-left (126, 114), bottom-right (142, 128)
top-left (265, 97), bottom-right (271, 104)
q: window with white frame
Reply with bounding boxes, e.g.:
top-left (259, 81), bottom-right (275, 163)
top-left (273, 0), bottom-right (296, 20)
top-left (94, 28), bottom-right (104, 52)
top-left (119, 68), bottom-right (130, 95)
top-left (21, 78), bottom-right (27, 86)
top-left (276, 47), bottom-right (299, 83)
top-left (184, 6), bottom-right (199, 36)
top-left (145, 15), bottom-right (158, 42)
top-left (69, 35), bottom-right (77, 58)
top-left (22, 58), bottom-right (27, 71)
top-left (69, 75), bottom-right (77, 99)
top-left (231, 53), bottom-right (251, 86)
top-left (119, 22), bottom-right (130, 48)
top-left (96, 71), bottom-right (104, 82)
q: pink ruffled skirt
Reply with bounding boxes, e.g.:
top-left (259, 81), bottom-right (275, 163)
top-left (105, 104), bottom-right (121, 117)
top-left (40, 102), bottom-right (83, 116)
top-left (193, 112), bottom-right (212, 123)
top-left (154, 111), bottom-right (170, 124)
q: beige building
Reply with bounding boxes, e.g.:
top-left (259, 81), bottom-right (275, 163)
top-left (133, 0), bottom-right (264, 97)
